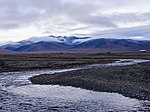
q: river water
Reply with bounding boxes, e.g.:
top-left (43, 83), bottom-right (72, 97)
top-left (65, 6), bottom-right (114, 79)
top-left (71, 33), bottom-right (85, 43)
top-left (0, 59), bottom-right (150, 112)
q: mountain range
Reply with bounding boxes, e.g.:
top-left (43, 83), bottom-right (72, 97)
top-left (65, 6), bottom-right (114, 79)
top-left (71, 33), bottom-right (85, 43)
top-left (0, 48), bottom-right (13, 54)
top-left (1, 36), bottom-right (150, 52)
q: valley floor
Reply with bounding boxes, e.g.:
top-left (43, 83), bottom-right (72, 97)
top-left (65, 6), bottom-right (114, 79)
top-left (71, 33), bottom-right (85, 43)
top-left (0, 52), bottom-right (150, 72)
top-left (29, 61), bottom-right (150, 101)
top-left (0, 52), bottom-right (150, 100)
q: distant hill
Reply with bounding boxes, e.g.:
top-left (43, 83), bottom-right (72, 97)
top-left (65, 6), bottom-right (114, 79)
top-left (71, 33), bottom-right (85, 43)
top-left (73, 39), bottom-right (150, 52)
top-left (15, 41), bottom-right (70, 52)
top-left (1, 36), bottom-right (150, 52)
top-left (1, 40), bottom-right (33, 51)
top-left (0, 48), bottom-right (13, 54)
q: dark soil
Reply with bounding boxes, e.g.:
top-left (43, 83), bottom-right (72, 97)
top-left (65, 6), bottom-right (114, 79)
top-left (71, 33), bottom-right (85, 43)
top-left (29, 62), bottom-right (150, 101)
top-left (0, 52), bottom-right (127, 72)
top-left (0, 52), bottom-right (150, 72)
top-left (1, 52), bottom-right (150, 100)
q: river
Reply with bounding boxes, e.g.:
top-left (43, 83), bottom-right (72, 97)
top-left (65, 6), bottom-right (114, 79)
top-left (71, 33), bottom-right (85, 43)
top-left (0, 59), bottom-right (150, 112)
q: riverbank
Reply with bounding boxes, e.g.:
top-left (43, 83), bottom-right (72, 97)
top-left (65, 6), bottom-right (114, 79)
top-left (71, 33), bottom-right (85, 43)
top-left (0, 52), bottom-right (150, 72)
top-left (0, 53), bottom-right (116, 72)
top-left (29, 61), bottom-right (150, 101)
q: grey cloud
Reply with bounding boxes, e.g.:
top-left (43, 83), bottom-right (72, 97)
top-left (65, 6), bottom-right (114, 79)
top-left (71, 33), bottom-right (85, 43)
top-left (88, 25), bottom-right (150, 40)
top-left (0, 0), bottom-right (64, 29)
top-left (69, 26), bottom-right (92, 32)
top-left (76, 15), bottom-right (117, 27)
top-left (110, 12), bottom-right (150, 23)
top-left (0, 0), bottom-right (150, 38)
top-left (0, 0), bottom-right (117, 30)
top-left (0, 23), bottom-right (19, 30)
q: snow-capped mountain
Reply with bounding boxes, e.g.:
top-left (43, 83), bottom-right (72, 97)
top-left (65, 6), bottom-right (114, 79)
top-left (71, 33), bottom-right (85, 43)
top-left (1, 40), bottom-right (33, 51)
top-left (27, 35), bottom-right (92, 45)
top-left (1, 36), bottom-right (90, 51)
top-left (1, 35), bottom-right (150, 52)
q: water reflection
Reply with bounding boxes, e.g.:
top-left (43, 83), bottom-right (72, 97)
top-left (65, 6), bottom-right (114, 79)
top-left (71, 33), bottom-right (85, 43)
top-left (0, 59), bottom-right (150, 112)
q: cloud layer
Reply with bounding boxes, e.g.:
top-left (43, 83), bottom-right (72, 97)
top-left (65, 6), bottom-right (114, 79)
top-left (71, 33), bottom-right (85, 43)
top-left (0, 0), bottom-right (150, 41)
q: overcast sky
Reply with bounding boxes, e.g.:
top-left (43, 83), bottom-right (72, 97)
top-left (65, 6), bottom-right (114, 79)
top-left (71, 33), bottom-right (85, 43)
top-left (0, 0), bottom-right (150, 42)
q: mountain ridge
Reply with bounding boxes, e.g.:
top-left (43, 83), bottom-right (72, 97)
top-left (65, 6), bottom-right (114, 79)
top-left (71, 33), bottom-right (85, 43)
top-left (1, 36), bottom-right (150, 52)
top-left (0, 48), bottom-right (14, 54)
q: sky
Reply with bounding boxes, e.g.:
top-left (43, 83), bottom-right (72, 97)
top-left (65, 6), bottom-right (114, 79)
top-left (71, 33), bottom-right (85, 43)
top-left (0, 0), bottom-right (150, 42)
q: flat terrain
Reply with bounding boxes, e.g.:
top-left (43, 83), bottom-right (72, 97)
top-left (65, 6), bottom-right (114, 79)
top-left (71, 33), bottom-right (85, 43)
top-left (0, 52), bottom-right (117, 72)
top-left (0, 52), bottom-right (150, 72)
top-left (29, 61), bottom-right (150, 100)
top-left (0, 52), bottom-right (150, 100)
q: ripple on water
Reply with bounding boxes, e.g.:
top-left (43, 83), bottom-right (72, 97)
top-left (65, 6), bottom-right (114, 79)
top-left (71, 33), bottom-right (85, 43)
top-left (5, 85), bottom-right (150, 112)
top-left (0, 59), bottom-right (150, 112)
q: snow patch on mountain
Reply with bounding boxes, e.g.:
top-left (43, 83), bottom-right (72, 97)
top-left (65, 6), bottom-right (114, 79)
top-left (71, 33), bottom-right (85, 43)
top-left (28, 36), bottom-right (92, 45)
top-left (1, 40), bottom-right (33, 49)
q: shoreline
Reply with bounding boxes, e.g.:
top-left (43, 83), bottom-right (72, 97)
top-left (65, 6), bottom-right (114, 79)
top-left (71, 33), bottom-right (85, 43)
top-left (0, 59), bottom-right (116, 72)
top-left (0, 52), bottom-right (150, 100)
top-left (29, 61), bottom-right (150, 101)
top-left (1, 52), bottom-right (150, 72)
